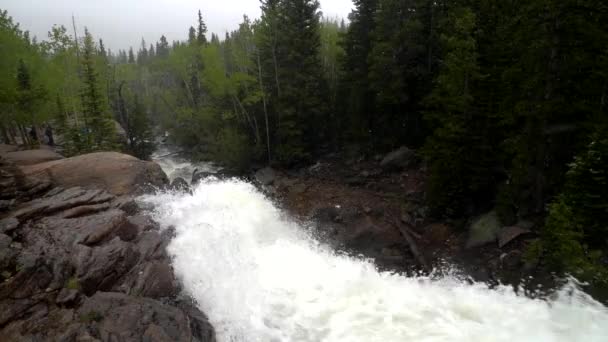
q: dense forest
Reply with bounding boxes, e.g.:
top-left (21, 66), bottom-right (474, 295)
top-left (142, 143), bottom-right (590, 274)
top-left (1, 1), bottom-right (607, 293)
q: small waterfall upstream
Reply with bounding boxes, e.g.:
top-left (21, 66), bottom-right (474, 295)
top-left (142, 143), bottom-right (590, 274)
top-left (143, 152), bottom-right (608, 342)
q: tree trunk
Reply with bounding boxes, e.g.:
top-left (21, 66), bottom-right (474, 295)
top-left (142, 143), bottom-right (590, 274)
top-left (257, 53), bottom-right (272, 164)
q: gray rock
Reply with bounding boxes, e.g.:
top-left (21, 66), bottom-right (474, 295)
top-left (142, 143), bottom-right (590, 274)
top-left (56, 288), bottom-right (79, 306)
top-left (76, 238), bottom-right (139, 295)
top-left (255, 167), bottom-right (276, 186)
top-left (0, 217), bottom-right (19, 233)
top-left (130, 262), bottom-right (178, 298)
top-left (466, 211), bottom-right (501, 248)
top-left (380, 146), bottom-right (416, 171)
top-left (77, 292), bottom-right (215, 342)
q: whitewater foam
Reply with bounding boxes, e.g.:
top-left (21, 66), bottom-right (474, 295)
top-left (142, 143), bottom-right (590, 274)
top-left (141, 179), bottom-right (608, 342)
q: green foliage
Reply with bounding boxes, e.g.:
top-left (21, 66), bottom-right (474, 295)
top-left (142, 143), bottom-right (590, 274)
top-left (423, 6), bottom-right (496, 217)
top-left (212, 126), bottom-right (254, 171)
top-left (80, 28), bottom-right (116, 151)
top-left (539, 129), bottom-right (608, 288)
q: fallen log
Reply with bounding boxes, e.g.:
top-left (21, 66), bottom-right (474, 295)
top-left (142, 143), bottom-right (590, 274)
top-left (386, 217), bottom-right (430, 272)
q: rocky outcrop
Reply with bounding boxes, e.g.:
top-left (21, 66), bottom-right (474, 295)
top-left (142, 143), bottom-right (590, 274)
top-left (0, 153), bottom-right (214, 341)
top-left (21, 152), bottom-right (168, 196)
top-left (2, 149), bottom-right (64, 165)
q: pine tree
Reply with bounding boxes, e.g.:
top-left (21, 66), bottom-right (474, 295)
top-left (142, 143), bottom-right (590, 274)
top-left (80, 28), bottom-right (115, 150)
top-left (155, 35), bottom-right (169, 57)
top-left (98, 39), bottom-right (107, 58)
top-left (367, 0), bottom-right (433, 149)
top-left (540, 126), bottom-right (608, 291)
top-left (126, 94), bottom-right (154, 159)
top-left (339, 0), bottom-right (378, 145)
top-left (271, 0), bottom-right (328, 163)
top-left (422, 6), bottom-right (495, 217)
top-left (197, 10), bottom-right (208, 45)
top-left (137, 38), bottom-right (148, 64)
top-left (211, 33), bottom-right (220, 45)
top-left (188, 26), bottom-right (196, 45)
top-left (128, 47), bottom-right (135, 63)
top-left (148, 44), bottom-right (155, 58)
top-left (497, 0), bottom-right (608, 222)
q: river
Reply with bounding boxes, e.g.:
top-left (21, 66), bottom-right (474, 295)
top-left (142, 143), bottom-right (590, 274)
top-left (144, 152), bottom-right (608, 342)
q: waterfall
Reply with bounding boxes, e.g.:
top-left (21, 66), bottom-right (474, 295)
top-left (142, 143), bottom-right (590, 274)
top-left (141, 176), bottom-right (608, 342)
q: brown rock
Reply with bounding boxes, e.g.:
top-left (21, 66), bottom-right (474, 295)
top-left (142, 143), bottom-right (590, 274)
top-left (21, 152), bottom-right (168, 196)
top-left (3, 149), bottom-right (64, 165)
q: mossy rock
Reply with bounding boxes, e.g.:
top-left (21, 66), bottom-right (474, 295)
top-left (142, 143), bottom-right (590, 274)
top-left (466, 211), bottom-right (501, 248)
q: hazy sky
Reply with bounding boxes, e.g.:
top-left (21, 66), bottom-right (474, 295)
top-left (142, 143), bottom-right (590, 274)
top-left (3, 0), bottom-right (353, 51)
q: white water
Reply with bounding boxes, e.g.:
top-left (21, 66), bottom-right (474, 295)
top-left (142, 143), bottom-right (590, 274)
top-left (151, 145), bottom-right (219, 183)
top-left (141, 177), bottom-right (608, 342)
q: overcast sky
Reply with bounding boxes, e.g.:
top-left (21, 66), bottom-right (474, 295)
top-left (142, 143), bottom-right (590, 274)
top-left (3, 0), bottom-right (353, 51)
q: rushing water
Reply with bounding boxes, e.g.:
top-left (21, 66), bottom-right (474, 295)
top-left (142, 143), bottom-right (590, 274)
top-left (141, 156), bottom-right (608, 342)
top-left (151, 145), bottom-right (219, 183)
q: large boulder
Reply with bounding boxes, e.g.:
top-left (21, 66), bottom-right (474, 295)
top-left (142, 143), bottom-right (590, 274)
top-left (380, 146), bottom-right (416, 171)
top-left (255, 167), bottom-right (276, 186)
top-left (2, 148), bottom-right (64, 165)
top-left (466, 211), bottom-right (502, 248)
top-left (21, 152), bottom-right (168, 196)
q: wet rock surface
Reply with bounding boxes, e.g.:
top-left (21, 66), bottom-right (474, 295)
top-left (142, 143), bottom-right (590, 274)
top-left (20, 152), bottom-right (168, 196)
top-left (0, 152), bottom-right (214, 341)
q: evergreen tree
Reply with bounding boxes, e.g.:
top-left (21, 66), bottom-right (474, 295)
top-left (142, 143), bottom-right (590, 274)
top-left (148, 44), bottom-right (155, 58)
top-left (211, 33), bottom-right (220, 45)
top-left (137, 38), bottom-right (148, 64)
top-left (423, 6), bottom-right (496, 216)
top-left (128, 47), bottom-right (135, 63)
top-left (368, 0), bottom-right (433, 149)
top-left (98, 38), bottom-right (107, 58)
top-left (197, 10), bottom-right (208, 45)
top-left (188, 26), bottom-right (196, 45)
top-left (126, 94), bottom-right (154, 159)
top-left (80, 28), bottom-right (115, 150)
top-left (339, 0), bottom-right (378, 145)
top-left (156, 35), bottom-right (169, 57)
top-left (540, 126), bottom-right (608, 292)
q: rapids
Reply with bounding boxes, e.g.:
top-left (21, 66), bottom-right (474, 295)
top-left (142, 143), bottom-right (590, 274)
top-left (141, 177), bottom-right (608, 342)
